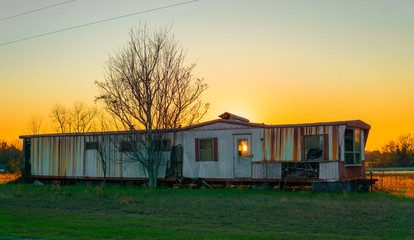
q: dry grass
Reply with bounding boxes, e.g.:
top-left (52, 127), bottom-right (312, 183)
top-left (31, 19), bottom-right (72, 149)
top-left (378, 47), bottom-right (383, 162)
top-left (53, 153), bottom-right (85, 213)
top-left (0, 173), bottom-right (19, 184)
top-left (370, 173), bottom-right (414, 198)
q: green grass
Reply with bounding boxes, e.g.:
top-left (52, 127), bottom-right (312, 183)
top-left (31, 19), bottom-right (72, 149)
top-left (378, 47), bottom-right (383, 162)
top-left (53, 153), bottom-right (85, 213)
top-left (0, 184), bottom-right (413, 239)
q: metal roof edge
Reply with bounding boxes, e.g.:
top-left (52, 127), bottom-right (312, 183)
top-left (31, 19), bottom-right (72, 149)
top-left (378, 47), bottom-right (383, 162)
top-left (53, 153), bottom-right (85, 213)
top-left (19, 119), bottom-right (371, 139)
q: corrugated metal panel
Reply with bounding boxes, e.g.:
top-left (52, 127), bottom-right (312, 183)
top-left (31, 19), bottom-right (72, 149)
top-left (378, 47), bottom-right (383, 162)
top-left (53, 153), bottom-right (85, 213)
top-left (319, 162), bottom-right (339, 180)
top-left (261, 125), bottom-right (340, 162)
top-left (252, 162), bottom-right (281, 179)
top-left (31, 136), bottom-right (85, 177)
top-left (30, 133), bottom-right (172, 179)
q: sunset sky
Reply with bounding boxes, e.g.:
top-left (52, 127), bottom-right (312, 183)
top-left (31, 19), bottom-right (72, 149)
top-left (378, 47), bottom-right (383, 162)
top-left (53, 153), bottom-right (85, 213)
top-left (1, 0), bottom-right (413, 150)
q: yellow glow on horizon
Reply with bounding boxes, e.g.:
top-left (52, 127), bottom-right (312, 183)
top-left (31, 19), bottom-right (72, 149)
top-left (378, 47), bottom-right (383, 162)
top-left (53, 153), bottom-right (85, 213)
top-left (1, 0), bottom-right (413, 153)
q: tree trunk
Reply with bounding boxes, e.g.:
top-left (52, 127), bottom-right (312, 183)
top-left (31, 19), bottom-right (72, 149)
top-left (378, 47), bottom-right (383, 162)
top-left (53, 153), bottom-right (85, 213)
top-left (148, 170), bottom-right (157, 189)
top-left (147, 161), bottom-right (158, 189)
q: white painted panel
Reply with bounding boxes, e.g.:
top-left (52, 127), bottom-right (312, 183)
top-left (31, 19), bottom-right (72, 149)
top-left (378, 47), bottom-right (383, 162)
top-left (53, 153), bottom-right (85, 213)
top-left (252, 162), bottom-right (281, 179)
top-left (85, 150), bottom-right (98, 177)
top-left (319, 161), bottom-right (339, 180)
top-left (199, 162), bottom-right (219, 178)
top-left (182, 128), bottom-right (262, 179)
top-left (252, 163), bottom-right (265, 179)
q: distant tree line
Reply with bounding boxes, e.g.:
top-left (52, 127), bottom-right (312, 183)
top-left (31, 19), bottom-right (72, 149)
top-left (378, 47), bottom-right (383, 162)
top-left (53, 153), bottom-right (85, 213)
top-left (366, 134), bottom-right (414, 168)
top-left (0, 140), bottom-right (22, 173)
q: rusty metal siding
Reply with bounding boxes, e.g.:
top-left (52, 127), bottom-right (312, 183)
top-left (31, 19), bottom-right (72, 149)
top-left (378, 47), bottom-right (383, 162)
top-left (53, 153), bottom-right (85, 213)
top-left (31, 136), bottom-right (85, 177)
top-left (30, 133), bottom-right (172, 179)
top-left (261, 125), bottom-right (340, 162)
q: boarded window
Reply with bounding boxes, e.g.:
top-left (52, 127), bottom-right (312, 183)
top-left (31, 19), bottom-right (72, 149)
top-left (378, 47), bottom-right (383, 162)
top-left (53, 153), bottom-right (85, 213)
top-left (195, 138), bottom-right (218, 161)
top-left (85, 141), bottom-right (98, 150)
top-left (120, 140), bottom-right (135, 152)
top-left (344, 129), bottom-right (362, 166)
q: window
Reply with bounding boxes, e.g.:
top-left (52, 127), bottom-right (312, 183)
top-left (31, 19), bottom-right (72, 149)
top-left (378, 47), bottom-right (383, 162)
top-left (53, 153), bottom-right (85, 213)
top-left (152, 139), bottom-right (171, 152)
top-left (195, 138), bottom-right (218, 161)
top-left (304, 135), bottom-right (326, 161)
top-left (85, 141), bottom-right (98, 150)
top-left (120, 140), bottom-right (135, 152)
top-left (302, 134), bottom-right (329, 161)
top-left (238, 139), bottom-right (248, 157)
top-left (344, 129), bottom-right (362, 166)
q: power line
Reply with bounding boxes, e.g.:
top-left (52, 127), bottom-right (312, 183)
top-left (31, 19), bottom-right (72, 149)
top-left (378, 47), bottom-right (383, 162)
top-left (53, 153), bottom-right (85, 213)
top-left (0, 0), bottom-right (199, 47)
top-left (0, 0), bottom-right (77, 22)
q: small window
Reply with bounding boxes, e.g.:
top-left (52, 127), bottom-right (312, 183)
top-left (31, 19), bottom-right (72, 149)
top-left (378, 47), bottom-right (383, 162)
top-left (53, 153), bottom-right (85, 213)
top-left (196, 138), bottom-right (217, 161)
top-left (120, 140), bottom-right (135, 152)
top-left (85, 142), bottom-right (98, 150)
top-left (344, 129), bottom-right (362, 166)
top-left (238, 139), bottom-right (249, 157)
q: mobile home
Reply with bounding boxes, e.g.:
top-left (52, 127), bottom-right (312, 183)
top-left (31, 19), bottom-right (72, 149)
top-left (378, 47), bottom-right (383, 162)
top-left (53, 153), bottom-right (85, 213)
top-left (20, 113), bottom-right (374, 191)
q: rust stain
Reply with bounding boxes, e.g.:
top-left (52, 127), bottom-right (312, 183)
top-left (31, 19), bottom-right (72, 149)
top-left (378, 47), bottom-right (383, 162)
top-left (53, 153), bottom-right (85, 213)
top-left (332, 126), bottom-right (338, 161)
top-left (292, 127), bottom-right (298, 161)
top-left (261, 125), bottom-right (342, 162)
top-left (277, 128), bottom-right (282, 160)
top-left (270, 129), bottom-right (276, 160)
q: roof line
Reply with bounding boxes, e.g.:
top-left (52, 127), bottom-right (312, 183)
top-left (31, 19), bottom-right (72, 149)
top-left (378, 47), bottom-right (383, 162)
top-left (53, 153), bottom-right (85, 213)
top-left (19, 119), bottom-right (370, 139)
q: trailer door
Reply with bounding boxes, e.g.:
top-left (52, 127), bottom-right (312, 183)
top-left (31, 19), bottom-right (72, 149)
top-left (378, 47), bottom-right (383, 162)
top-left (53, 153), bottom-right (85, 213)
top-left (233, 134), bottom-right (252, 178)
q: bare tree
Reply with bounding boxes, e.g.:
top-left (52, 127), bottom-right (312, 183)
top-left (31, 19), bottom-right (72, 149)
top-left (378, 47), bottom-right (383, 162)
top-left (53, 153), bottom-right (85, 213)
top-left (95, 109), bottom-right (124, 132)
top-left (96, 25), bottom-right (209, 188)
top-left (50, 101), bottom-right (99, 133)
top-left (27, 113), bottom-right (47, 135)
top-left (71, 101), bottom-right (99, 133)
top-left (50, 103), bottom-right (71, 133)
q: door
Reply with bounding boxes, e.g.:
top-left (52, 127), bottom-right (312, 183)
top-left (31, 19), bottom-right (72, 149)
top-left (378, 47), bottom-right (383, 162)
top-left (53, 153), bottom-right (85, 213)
top-left (233, 134), bottom-right (252, 178)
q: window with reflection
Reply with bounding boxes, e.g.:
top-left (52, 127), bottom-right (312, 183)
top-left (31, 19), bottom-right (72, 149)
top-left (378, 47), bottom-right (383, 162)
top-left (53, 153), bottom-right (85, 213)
top-left (344, 129), bottom-right (362, 166)
top-left (238, 139), bottom-right (249, 157)
top-left (199, 138), bottom-right (215, 161)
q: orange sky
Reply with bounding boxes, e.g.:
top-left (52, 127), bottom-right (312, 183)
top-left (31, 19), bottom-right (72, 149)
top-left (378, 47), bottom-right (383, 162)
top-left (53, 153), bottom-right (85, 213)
top-left (1, 0), bottom-right (414, 150)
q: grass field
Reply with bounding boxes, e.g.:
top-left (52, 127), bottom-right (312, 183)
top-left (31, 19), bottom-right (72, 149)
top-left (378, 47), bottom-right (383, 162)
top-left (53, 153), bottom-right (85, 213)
top-left (0, 184), bottom-right (413, 239)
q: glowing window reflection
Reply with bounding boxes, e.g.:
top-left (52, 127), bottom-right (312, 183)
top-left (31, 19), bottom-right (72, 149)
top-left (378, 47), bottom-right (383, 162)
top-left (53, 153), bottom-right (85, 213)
top-left (238, 140), bottom-right (248, 157)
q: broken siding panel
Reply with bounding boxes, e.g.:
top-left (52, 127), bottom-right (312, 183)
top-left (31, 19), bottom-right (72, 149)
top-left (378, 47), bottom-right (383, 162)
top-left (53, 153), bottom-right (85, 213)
top-left (319, 162), bottom-right (339, 180)
top-left (252, 162), bottom-right (265, 179)
top-left (261, 126), bottom-right (340, 162)
top-left (252, 162), bottom-right (282, 179)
